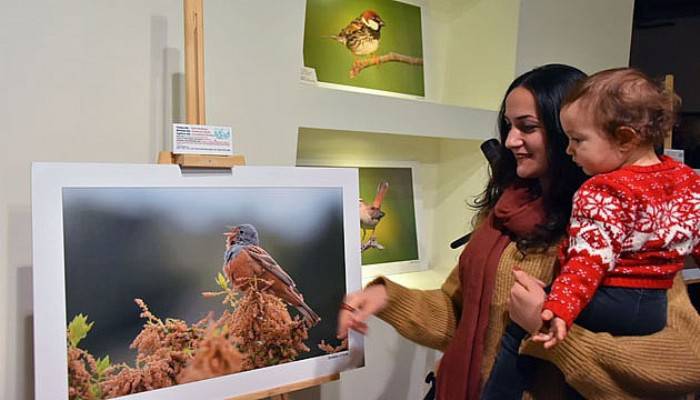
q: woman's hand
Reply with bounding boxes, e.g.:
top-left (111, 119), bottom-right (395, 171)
top-left (508, 269), bottom-right (547, 334)
top-left (337, 284), bottom-right (389, 339)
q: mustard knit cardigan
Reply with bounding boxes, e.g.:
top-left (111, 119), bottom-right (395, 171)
top-left (374, 243), bottom-right (700, 399)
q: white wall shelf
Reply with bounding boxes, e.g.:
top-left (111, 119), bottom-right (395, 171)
top-left (296, 83), bottom-right (498, 141)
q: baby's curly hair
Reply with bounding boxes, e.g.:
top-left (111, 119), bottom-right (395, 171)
top-left (563, 68), bottom-right (680, 146)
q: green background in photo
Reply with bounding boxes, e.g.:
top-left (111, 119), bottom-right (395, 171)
top-left (304, 0), bottom-right (424, 96)
top-left (359, 167), bottom-right (419, 265)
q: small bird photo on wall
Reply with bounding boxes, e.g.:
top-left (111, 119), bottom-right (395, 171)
top-left (358, 167), bottom-right (420, 266)
top-left (360, 181), bottom-right (389, 251)
top-left (303, 0), bottom-right (425, 97)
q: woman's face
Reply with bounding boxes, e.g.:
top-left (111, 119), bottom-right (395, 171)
top-left (503, 87), bottom-right (549, 180)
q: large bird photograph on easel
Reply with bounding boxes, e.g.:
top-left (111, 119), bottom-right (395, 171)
top-left (32, 164), bottom-right (363, 400)
top-left (303, 0), bottom-right (424, 97)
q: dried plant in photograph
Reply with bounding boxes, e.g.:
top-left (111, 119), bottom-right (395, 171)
top-left (67, 265), bottom-right (326, 399)
top-left (67, 315), bottom-right (111, 400)
top-left (99, 299), bottom-right (208, 397)
top-left (177, 324), bottom-right (243, 384)
top-left (318, 338), bottom-right (348, 354)
top-left (224, 277), bottom-right (310, 370)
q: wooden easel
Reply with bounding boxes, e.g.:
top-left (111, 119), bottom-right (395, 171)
top-left (157, 1), bottom-right (339, 398)
top-left (664, 74), bottom-right (674, 149)
top-left (157, 0), bottom-right (245, 169)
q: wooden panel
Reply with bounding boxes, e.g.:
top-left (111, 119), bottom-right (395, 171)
top-left (157, 152), bottom-right (246, 168)
top-left (174, 154), bottom-right (246, 168)
top-left (157, 150), bottom-right (175, 164)
top-left (664, 74), bottom-right (674, 149)
top-left (226, 374), bottom-right (339, 400)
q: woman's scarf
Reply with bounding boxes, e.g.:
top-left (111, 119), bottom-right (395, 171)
top-left (436, 185), bottom-right (545, 399)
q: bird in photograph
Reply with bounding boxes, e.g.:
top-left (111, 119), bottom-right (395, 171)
top-left (330, 10), bottom-right (385, 58)
top-left (222, 224), bottom-right (320, 327)
top-left (359, 181), bottom-right (389, 251)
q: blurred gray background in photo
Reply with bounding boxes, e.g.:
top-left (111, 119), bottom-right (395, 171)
top-left (62, 187), bottom-right (346, 364)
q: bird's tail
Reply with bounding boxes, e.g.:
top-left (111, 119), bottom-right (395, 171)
top-left (297, 302), bottom-right (321, 327)
top-left (373, 181), bottom-right (389, 208)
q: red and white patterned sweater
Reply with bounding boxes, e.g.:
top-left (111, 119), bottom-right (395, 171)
top-left (543, 156), bottom-right (700, 327)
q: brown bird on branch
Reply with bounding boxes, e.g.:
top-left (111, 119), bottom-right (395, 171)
top-left (359, 181), bottom-right (389, 251)
top-left (223, 224), bottom-right (320, 327)
top-left (330, 10), bottom-right (385, 58)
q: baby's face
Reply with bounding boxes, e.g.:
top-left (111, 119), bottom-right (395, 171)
top-left (560, 101), bottom-right (626, 176)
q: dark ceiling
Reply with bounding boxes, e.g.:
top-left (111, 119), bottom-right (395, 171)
top-left (634, 0), bottom-right (700, 26)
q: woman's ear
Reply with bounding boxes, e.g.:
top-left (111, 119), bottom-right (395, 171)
top-left (614, 126), bottom-right (639, 152)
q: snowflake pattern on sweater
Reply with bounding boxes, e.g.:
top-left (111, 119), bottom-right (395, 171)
top-left (543, 157), bottom-right (700, 327)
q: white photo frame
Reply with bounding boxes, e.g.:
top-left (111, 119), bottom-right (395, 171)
top-left (32, 163), bottom-right (364, 400)
top-left (297, 159), bottom-right (428, 279)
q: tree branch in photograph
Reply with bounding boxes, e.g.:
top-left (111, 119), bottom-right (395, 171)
top-left (350, 52), bottom-right (423, 78)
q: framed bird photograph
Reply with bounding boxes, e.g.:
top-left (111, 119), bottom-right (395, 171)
top-left (297, 160), bottom-right (427, 278)
top-left (31, 164), bottom-right (364, 400)
top-left (302, 0), bottom-right (425, 98)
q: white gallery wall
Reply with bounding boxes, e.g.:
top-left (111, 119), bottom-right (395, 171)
top-left (1, 3), bottom-right (183, 400)
top-left (0, 1), bottom-right (633, 399)
top-left (516, 0), bottom-right (635, 76)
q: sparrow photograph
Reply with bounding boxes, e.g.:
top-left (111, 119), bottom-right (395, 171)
top-left (358, 166), bottom-right (420, 266)
top-left (59, 186), bottom-right (348, 398)
top-left (303, 0), bottom-right (425, 97)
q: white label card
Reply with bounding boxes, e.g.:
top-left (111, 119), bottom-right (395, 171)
top-left (173, 123), bottom-right (233, 155)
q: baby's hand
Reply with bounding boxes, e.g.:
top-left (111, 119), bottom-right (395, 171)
top-left (532, 309), bottom-right (568, 349)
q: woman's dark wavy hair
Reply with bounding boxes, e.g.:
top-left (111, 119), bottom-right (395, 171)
top-left (473, 64), bottom-right (588, 252)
